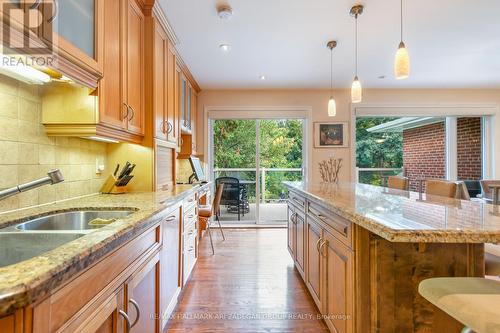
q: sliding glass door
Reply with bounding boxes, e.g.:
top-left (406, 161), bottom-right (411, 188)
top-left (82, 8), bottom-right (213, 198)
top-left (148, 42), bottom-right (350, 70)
top-left (210, 118), bottom-right (304, 225)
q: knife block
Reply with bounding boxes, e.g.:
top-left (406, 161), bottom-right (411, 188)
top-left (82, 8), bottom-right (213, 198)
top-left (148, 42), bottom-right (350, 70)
top-left (100, 175), bottom-right (128, 194)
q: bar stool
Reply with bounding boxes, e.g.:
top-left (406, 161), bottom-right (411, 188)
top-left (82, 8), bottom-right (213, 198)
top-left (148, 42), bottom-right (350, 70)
top-left (198, 184), bottom-right (225, 255)
top-left (426, 179), bottom-right (459, 198)
top-left (387, 176), bottom-right (409, 191)
top-left (419, 277), bottom-right (500, 333)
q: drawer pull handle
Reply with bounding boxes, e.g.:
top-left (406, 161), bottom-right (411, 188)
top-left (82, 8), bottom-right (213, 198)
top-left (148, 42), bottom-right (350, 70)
top-left (165, 215), bottom-right (176, 222)
top-left (188, 246), bottom-right (194, 252)
top-left (119, 310), bottom-right (131, 332)
top-left (129, 298), bottom-right (141, 329)
top-left (343, 226), bottom-right (348, 234)
top-left (187, 214), bottom-right (195, 219)
top-left (188, 230), bottom-right (194, 236)
top-left (317, 214), bottom-right (326, 220)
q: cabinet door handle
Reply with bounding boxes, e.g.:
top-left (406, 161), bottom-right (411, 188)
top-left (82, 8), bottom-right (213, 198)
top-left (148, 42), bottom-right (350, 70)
top-left (123, 103), bottom-right (130, 121)
top-left (165, 215), bottom-right (176, 222)
top-left (166, 121), bottom-right (173, 134)
top-left (316, 238), bottom-right (322, 252)
top-left (319, 240), bottom-right (328, 258)
top-left (187, 214), bottom-right (195, 219)
top-left (129, 106), bottom-right (135, 121)
top-left (30, 0), bottom-right (41, 9)
top-left (119, 310), bottom-right (131, 332)
top-left (129, 298), bottom-right (140, 329)
top-left (48, 0), bottom-right (58, 23)
top-left (188, 246), bottom-right (195, 252)
top-left (317, 213), bottom-right (326, 220)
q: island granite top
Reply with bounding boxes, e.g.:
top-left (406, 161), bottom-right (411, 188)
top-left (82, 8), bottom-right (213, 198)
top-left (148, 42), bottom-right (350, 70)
top-left (284, 181), bottom-right (500, 244)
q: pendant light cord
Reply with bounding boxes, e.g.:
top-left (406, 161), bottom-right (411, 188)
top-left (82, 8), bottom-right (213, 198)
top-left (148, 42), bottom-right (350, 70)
top-left (330, 48), bottom-right (333, 95)
top-left (400, 0), bottom-right (403, 42)
top-left (355, 14), bottom-right (358, 76)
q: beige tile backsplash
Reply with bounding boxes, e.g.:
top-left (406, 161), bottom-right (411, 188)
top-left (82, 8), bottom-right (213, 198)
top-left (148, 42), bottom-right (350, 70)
top-left (0, 75), bottom-right (108, 213)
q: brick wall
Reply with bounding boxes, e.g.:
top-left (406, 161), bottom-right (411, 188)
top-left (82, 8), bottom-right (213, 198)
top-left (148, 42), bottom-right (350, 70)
top-left (457, 117), bottom-right (482, 180)
top-left (403, 122), bottom-right (446, 191)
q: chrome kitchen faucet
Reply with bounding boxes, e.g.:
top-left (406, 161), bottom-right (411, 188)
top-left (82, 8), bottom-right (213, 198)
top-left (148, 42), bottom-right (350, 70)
top-left (0, 169), bottom-right (64, 201)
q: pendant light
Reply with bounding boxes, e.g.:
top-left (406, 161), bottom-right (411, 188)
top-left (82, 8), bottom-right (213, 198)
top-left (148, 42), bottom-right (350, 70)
top-left (327, 40), bottom-right (337, 117)
top-left (350, 5), bottom-right (364, 103)
top-left (395, 0), bottom-right (410, 79)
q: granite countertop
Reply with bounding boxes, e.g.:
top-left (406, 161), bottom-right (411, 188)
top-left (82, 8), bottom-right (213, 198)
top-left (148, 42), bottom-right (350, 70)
top-left (284, 181), bottom-right (500, 243)
top-left (0, 183), bottom-right (210, 316)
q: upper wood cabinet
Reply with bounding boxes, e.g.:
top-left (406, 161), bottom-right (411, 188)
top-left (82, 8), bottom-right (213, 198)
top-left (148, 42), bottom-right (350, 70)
top-left (42, 0), bottom-right (145, 143)
top-left (148, 12), bottom-right (178, 148)
top-left (124, 0), bottom-right (145, 136)
top-left (0, 0), bottom-right (104, 88)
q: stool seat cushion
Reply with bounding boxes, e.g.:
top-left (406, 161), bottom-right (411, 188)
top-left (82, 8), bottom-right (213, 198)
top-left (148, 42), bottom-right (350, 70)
top-left (418, 277), bottom-right (500, 333)
top-left (198, 205), bottom-right (212, 218)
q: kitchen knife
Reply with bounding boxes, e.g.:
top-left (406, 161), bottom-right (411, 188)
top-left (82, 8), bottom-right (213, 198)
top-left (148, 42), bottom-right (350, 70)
top-left (118, 161), bottom-right (131, 179)
top-left (124, 164), bottom-right (136, 177)
top-left (113, 164), bottom-right (120, 177)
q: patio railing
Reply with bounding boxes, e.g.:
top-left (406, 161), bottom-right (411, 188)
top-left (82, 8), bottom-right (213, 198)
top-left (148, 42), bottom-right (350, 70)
top-left (213, 168), bottom-right (303, 203)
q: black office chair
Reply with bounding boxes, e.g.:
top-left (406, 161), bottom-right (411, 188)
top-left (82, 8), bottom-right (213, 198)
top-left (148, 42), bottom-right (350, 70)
top-left (215, 177), bottom-right (243, 221)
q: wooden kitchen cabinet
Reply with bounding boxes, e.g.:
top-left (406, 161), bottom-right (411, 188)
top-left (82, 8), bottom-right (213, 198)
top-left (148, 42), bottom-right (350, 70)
top-left (125, 252), bottom-right (160, 333)
top-left (323, 229), bottom-right (354, 333)
top-left (305, 217), bottom-right (324, 310)
top-left (0, 0), bottom-right (104, 88)
top-left (159, 204), bottom-right (181, 329)
top-left (42, 0), bottom-right (145, 143)
top-left (149, 13), bottom-right (179, 147)
top-left (124, 0), bottom-right (145, 136)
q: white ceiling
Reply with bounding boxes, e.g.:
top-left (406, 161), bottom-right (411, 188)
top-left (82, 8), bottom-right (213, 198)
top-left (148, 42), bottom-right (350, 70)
top-left (159, 0), bottom-right (500, 89)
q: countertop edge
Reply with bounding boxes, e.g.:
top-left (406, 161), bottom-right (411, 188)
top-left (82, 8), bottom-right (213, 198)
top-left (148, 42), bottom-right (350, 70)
top-left (284, 182), bottom-right (500, 244)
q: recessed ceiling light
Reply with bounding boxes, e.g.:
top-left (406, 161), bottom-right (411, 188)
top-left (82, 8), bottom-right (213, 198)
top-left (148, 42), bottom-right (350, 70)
top-left (259, 75), bottom-right (266, 80)
top-left (378, 75), bottom-right (386, 79)
top-left (217, 4), bottom-right (233, 20)
top-left (219, 43), bottom-right (231, 52)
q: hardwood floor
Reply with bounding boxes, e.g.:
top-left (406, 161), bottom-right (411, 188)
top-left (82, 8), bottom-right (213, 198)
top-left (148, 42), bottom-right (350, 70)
top-left (165, 229), bottom-right (329, 333)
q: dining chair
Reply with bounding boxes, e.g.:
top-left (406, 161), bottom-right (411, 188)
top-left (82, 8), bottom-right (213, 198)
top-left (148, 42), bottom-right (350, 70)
top-left (485, 243), bottom-right (500, 277)
top-left (198, 184), bottom-right (225, 255)
top-left (479, 180), bottom-right (500, 202)
top-left (215, 177), bottom-right (242, 220)
top-left (387, 176), bottom-right (409, 191)
top-left (425, 180), bottom-right (459, 199)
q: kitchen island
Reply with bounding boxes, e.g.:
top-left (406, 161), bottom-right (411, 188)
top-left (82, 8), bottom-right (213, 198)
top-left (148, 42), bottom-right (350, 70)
top-left (284, 181), bottom-right (500, 333)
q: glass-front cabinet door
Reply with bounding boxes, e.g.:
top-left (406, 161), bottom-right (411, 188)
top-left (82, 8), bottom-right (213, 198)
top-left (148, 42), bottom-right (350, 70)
top-left (50, 0), bottom-right (103, 74)
top-left (54, 0), bottom-right (95, 59)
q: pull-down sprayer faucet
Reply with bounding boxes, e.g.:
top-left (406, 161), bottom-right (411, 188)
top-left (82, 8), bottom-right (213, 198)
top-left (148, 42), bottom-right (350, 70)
top-left (0, 169), bottom-right (64, 201)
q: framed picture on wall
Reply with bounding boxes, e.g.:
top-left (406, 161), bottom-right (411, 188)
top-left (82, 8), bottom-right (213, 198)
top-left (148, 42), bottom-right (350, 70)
top-left (314, 122), bottom-right (349, 148)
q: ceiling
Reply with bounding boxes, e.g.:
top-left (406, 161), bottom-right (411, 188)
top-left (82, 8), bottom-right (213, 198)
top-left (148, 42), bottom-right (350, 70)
top-left (159, 0), bottom-right (500, 89)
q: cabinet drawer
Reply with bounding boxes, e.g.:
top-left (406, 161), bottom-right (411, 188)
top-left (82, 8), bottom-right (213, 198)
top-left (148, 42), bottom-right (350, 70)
top-left (183, 233), bottom-right (197, 284)
top-left (184, 219), bottom-right (197, 239)
top-left (289, 191), bottom-right (306, 211)
top-left (307, 201), bottom-right (352, 248)
top-left (184, 194), bottom-right (197, 209)
top-left (183, 206), bottom-right (197, 230)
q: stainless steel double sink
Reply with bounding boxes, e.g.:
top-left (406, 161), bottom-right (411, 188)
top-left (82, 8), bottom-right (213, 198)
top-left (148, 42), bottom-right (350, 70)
top-left (0, 210), bottom-right (135, 268)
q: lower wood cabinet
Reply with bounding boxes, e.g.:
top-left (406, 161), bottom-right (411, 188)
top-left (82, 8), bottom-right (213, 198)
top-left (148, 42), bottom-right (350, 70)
top-left (323, 229), bottom-right (354, 333)
top-left (125, 252), bottom-right (160, 333)
top-left (305, 217), bottom-right (324, 310)
top-left (287, 197), bottom-right (355, 333)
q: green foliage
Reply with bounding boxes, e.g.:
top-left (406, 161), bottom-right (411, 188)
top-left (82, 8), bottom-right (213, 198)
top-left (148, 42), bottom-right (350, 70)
top-left (356, 117), bottom-right (403, 168)
top-left (213, 119), bottom-right (303, 201)
top-left (356, 118), bottom-right (403, 186)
